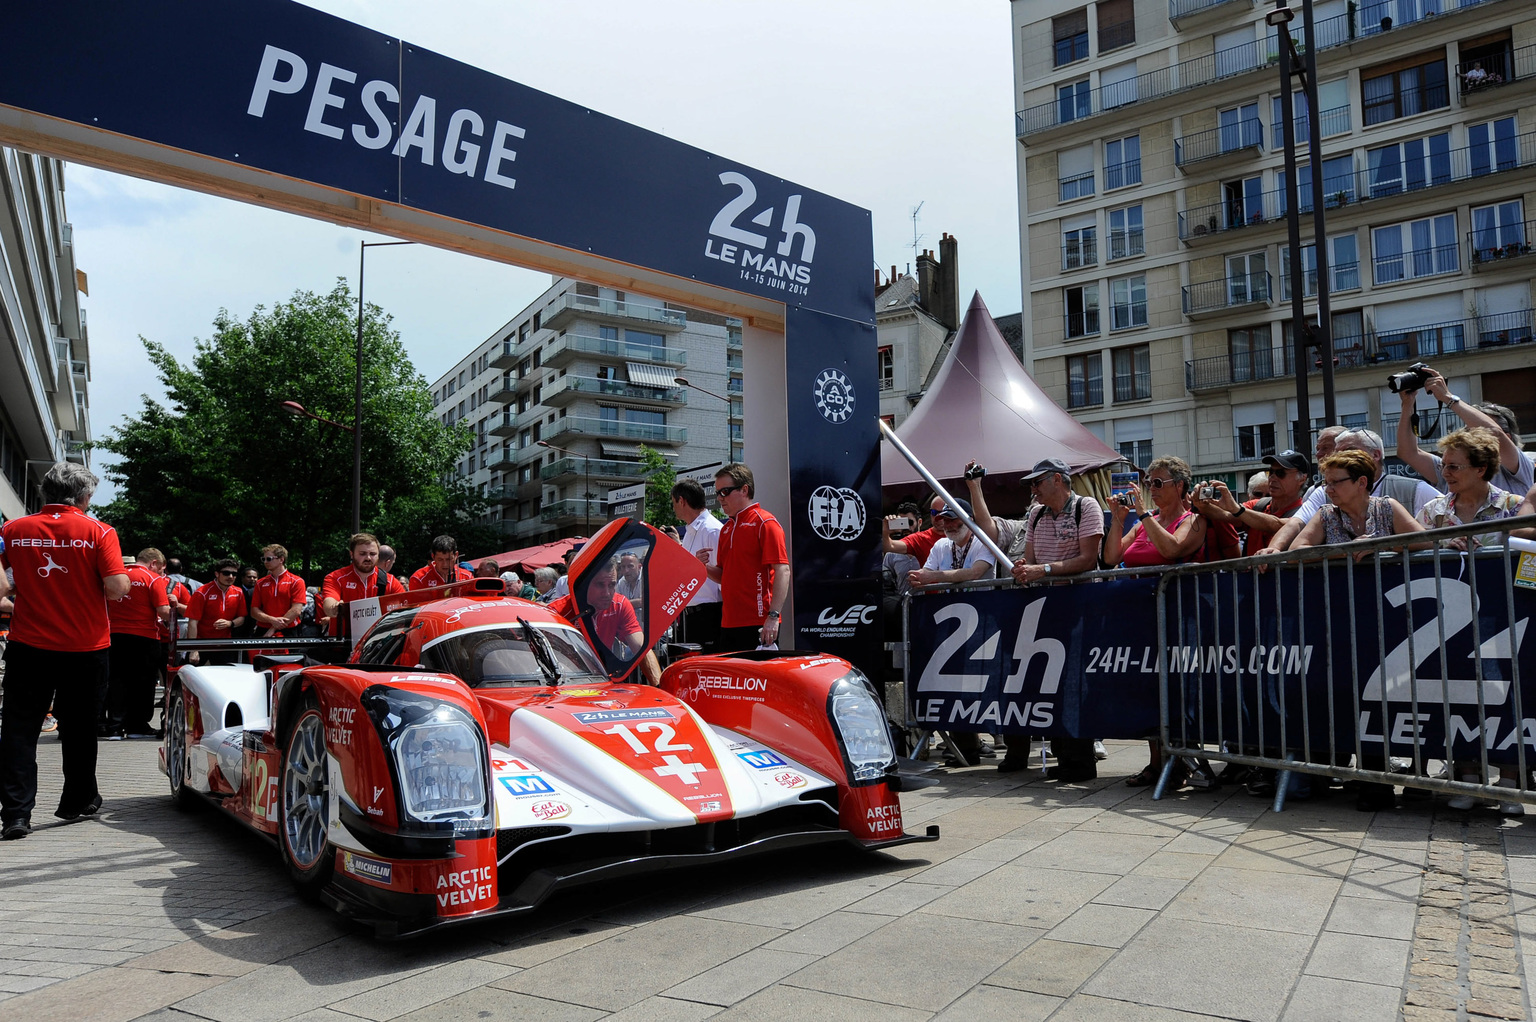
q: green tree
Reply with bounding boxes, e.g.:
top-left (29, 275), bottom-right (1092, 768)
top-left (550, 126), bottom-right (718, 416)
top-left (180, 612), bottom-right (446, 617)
top-left (96, 282), bottom-right (481, 573)
top-left (640, 445), bottom-right (678, 528)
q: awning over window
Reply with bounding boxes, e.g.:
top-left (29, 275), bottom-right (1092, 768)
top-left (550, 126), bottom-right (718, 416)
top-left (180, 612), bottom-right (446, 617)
top-left (601, 442), bottom-right (678, 459)
top-left (626, 362), bottom-right (679, 388)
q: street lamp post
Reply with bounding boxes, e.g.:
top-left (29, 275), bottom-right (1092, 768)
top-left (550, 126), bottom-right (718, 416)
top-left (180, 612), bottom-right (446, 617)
top-left (536, 439), bottom-right (594, 535)
top-left (673, 376), bottom-right (735, 463)
top-left (352, 239), bottom-right (413, 534)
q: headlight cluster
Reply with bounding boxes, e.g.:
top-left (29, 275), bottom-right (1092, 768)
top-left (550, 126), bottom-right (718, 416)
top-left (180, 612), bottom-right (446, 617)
top-left (827, 670), bottom-right (897, 785)
top-left (362, 687), bottom-right (490, 828)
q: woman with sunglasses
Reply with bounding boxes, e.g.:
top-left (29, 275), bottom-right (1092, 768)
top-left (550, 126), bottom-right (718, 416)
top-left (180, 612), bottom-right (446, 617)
top-left (1103, 456), bottom-right (1208, 788)
top-left (184, 558), bottom-right (248, 665)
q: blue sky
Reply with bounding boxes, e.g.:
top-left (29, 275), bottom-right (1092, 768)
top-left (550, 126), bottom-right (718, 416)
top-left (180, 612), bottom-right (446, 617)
top-left (70, 1), bottom-right (1021, 499)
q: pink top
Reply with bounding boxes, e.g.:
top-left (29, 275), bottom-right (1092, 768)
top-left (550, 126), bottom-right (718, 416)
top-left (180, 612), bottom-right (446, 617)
top-left (1120, 511), bottom-right (1196, 567)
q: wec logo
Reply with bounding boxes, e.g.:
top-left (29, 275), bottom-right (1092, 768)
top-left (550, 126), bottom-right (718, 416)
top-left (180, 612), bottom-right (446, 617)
top-left (818, 605), bottom-right (876, 627)
top-left (705, 172), bottom-right (815, 290)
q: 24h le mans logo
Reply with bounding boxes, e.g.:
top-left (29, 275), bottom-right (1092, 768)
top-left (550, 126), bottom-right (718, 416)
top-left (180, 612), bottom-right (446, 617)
top-left (813, 369), bottom-right (854, 423)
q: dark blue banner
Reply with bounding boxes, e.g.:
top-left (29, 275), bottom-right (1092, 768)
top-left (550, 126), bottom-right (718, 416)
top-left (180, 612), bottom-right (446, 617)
top-left (910, 554), bottom-right (1535, 763)
top-left (0, 0), bottom-right (874, 325)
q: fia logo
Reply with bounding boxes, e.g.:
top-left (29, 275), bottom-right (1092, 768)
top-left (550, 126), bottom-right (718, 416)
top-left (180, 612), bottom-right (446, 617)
top-left (704, 172), bottom-right (816, 289)
top-left (808, 486), bottom-right (866, 542)
top-left (813, 369), bottom-right (855, 424)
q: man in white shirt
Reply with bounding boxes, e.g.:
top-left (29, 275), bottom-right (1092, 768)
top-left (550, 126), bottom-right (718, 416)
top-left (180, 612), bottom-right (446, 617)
top-left (907, 497), bottom-right (996, 589)
top-left (671, 480), bottom-right (723, 651)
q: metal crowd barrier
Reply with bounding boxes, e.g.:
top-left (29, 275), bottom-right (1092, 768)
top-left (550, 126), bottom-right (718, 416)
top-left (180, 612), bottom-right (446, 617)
top-left (1154, 517), bottom-right (1536, 811)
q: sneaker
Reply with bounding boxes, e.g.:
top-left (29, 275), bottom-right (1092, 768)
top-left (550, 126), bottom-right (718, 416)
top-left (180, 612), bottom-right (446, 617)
top-left (1446, 793), bottom-right (1477, 810)
top-left (1501, 802), bottom-right (1525, 816)
top-left (55, 795), bottom-right (102, 822)
top-left (124, 730), bottom-right (161, 740)
top-left (1043, 765), bottom-right (1097, 783)
top-left (2, 819), bottom-right (29, 840)
top-left (1093, 741), bottom-right (1108, 761)
top-left (39, 715), bottom-right (58, 734)
top-left (105, 732), bottom-right (125, 741)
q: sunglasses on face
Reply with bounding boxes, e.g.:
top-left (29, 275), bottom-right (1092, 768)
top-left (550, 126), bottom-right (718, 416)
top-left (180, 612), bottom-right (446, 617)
top-left (1148, 478), bottom-right (1178, 489)
top-left (217, 570), bottom-right (236, 577)
top-left (716, 485), bottom-right (743, 498)
top-left (261, 555), bottom-right (281, 562)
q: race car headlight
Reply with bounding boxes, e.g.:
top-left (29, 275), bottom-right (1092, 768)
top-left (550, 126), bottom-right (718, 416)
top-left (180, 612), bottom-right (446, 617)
top-left (362, 686), bottom-right (489, 828)
top-left (394, 714), bottom-right (488, 823)
top-left (827, 670), bottom-right (897, 785)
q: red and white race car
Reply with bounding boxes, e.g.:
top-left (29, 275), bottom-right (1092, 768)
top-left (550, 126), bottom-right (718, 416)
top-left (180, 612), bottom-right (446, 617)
top-left (161, 518), bottom-right (936, 937)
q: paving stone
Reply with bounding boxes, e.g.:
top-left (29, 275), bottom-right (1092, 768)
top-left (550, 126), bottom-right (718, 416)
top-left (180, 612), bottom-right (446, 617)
top-left (1163, 866), bottom-right (1340, 934)
top-left (920, 863), bottom-right (1116, 927)
top-left (0, 965), bottom-right (222, 1022)
top-left (1045, 992), bottom-right (1239, 1020)
top-left (1303, 932), bottom-right (1411, 985)
top-left (928, 983), bottom-right (1060, 1020)
top-left (477, 922), bottom-right (631, 969)
top-left (493, 915), bottom-right (783, 1011)
top-left (1012, 829), bottom-right (1171, 875)
top-left (598, 995), bottom-right (724, 1022)
top-left (1047, 903), bottom-right (1155, 949)
top-left (662, 947), bottom-right (816, 1006)
top-left (1091, 874), bottom-right (1188, 911)
top-left (710, 983), bottom-right (930, 1022)
top-left (124, 906), bottom-right (350, 978)
top-left (388, 986), bottom-right (603, 1022)
top-left (987, 937), bottom-right (1115, 997)
top-left (762, 911), bottom-right (889, 956)
top-left (1280, 975), bottom-right (1402, 1022)
top-left (326, 958), bottom-right (518, 1020)
top-left (1325, 895), bottom-right (1418, 940)
top-left (841, 881), bottom-right (950, 916)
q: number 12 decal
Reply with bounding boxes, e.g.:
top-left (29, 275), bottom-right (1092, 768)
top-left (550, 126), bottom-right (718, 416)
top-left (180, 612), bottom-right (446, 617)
top-left (601, 722), bottom-right (693, 755)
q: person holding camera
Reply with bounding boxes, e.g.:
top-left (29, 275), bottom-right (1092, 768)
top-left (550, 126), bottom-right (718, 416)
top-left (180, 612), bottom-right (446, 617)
top-left (1194, 451), bottom-right (1310, 555)
top-left (1395, 368), bottom-right (1534, 497)
top-left (1414, 427), bottom-right (1524, 551)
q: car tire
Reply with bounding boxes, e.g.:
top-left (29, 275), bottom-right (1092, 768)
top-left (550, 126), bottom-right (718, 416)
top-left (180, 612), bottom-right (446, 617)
top-left (279, 695), bottom-right (335, 896)
top-left (165, 687), bottom-right (196, 810)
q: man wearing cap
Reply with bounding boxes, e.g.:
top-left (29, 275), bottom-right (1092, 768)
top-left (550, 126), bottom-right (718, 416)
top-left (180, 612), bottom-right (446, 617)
top-left (905, 497), bottom-right (996, 590)
top-left (548, 543), bottom-right (584, 602)
top-left (970, 458), bottom-right (1105, 781)
top-left (1196, 451), bottom-right (1310, 554)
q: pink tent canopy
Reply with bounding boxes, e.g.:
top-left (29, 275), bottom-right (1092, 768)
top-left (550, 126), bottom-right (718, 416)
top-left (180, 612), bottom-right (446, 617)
top-left (881, 291), bottom-right (1122, 487)
top-left (467, 536), bottom-right (586, 574)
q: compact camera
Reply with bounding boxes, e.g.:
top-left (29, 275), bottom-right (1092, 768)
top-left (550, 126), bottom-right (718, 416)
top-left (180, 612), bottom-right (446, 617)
top-left (1114, 492), bottom-right (1136, 508)
top-left (1199, 485), bottom-right (1216, 501)
top-left (964, 462), bottom-right (987, 480)
top-left (1387, 361), bottom-right (1433, 394)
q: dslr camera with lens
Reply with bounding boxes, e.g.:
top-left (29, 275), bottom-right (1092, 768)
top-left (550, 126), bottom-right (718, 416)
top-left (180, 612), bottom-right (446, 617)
top-left (1387, 361), bottom-right (1433, 393)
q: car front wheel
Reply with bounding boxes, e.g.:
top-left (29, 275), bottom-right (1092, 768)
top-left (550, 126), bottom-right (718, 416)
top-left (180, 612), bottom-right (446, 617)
top-left (166, 687), bottom-right (195, 809)
top-left (279, 696), bottom-right (334, 894)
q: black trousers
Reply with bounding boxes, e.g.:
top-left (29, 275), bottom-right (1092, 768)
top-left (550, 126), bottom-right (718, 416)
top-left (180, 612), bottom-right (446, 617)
top-left (717, 625), bottom-right (764, 653)
top-left (679, 602), bottom-right (722, 653)
top-left (106, 633), bottom-right (161, 733)
top-left (0, 641), bottom-right (109, 824)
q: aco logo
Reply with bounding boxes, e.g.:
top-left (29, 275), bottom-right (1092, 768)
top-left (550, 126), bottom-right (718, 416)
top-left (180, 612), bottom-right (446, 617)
top-left (808, 486), bottom-right (865, 541)
top-left (813, 369), bottom-right (854, 424)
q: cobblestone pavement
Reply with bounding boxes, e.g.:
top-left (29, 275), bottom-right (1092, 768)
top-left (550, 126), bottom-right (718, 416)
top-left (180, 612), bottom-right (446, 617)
top-left (2, 737), bottom-right (1533, 1022)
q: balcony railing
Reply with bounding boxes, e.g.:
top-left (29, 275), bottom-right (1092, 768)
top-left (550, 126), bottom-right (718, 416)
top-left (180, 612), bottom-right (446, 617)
top-left (1360, 130), bottom-right (1536, 201)
top-left (1280, 260), bottom-right (1361, 300)
top-left (1182, 271), bottom-right (1272, 316)
top-left (541, 498), bottom-right (606, 524)
top-left (489, 337), bottom-right (520, 370)
top-left (1270, 104), bottom-right (1352, 148)
top-left (1371, 242), bottom-right (1459, 285)
top-left (1105, 159), bottom-right (1141, 190)
top-left (1175, 118), bottom-right (1262, 167)
top-left (551, 415), bottom-right (687, 445)
top-left (544, 375), bottom-right (688, 406)
top-left (1183, 309), bottom-right (1535, 390)
top-left (726, 376), bottom-right (743, 393)
top-left (1065, 311), bottom-right (1101, 338)
top-left (1017, 38), bottom-right (1277, 138)
top-left (1108, 229), bottom-right (1144, 260)
top-left (1458, 44), bottom-right (1535, 95)
top-left (1059, 171), bottom-right (1095, 202)
top-left (542, 293), bottom-right (686, 332)
top-left (1169, 0), bottom-right (1247, 24)
top-left (1469, 219), bottom-right (1534, 267)
top-left (541, 457), bottom-right (653, 482)
top-left (542, 332), bottom-right (687, 368)
top-left (1062, 236), bottom-right (1098, 271)
top-left (1358, 0), bottom-right (1507, 39)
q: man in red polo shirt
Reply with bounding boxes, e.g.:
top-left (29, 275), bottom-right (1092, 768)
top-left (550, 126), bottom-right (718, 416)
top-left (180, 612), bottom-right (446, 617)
top-left (0, 463), bottom-right (130, 840)
top-left (250, 543), bottom-right (305, 638)
top-left (704, 463), bottom-right (791, 652)
top-left (186, 558), bottom-right (248, 664)
top-left (320, 532), bottom-right (405, 626)
top-left (408, 535), bottom-right (473, 591)
top-left (881, 496), bottom-right (944, 564)
top-left (105, 547), bottom-right (172, 740)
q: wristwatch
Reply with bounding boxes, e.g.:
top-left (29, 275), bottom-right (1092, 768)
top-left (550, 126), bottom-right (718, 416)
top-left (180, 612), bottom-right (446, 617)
top-left (1043, 564), bottom-right (1053, 575)
top-left (766, 611), bottom-right (781, 620)
top-left (1233, 505), bottom-right (1247, 518)
top-left (1447, 394), bottom-right (1463, 406)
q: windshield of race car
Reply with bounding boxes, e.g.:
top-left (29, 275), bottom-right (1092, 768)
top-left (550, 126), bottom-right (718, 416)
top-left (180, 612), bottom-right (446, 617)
top-left (419, 623), bottom-right (608, 687)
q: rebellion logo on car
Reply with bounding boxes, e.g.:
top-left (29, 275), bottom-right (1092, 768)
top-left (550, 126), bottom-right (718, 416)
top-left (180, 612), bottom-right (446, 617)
top-left (530, 800), bottom-right (570, 821)
top-left (573, 708), bottom-right (674, 724)
top-left (774, 771), bottom-right (807, 789)
top-left (342, 851), bottom-right (393, 885)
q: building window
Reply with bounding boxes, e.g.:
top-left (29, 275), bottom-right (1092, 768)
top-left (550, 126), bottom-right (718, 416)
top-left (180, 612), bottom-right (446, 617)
top-left (1062, 219), bottom-right (1097, 270)
top-left (1235, 423), bottom-right (1277, 461)
top-left (1110, 275), bottom-right (1147, 330)
top-left (1278, 155), bottom-right (1357, 212)
top-left (1227, 253), bottom-right (1268, 305)
top-left (878, 346), bottom-right (894, 390)
top-left (1218, 103), bottom-right (1261, 154)
top-left (1282, 235), bottom-right (1359, 299)
top-left (1057, 79), bottom-right (1092, 125)
top-left (1229, 325), bottom-right (1275, 383)
top-left (1470, 200), bottom-right (1525, 262)
top-left (1096, 0), bottom-right (1135, 51)
top-left (1468, 116), bottom-right (1519, 176)
top-left (1224, 175), bottom-right (1265, 228)
top-left (1053, 10), bottom-right (1089, 66)
top-left (1058, 144), bottom-right (1094, 202)
top-left (1112, 344), bottom-right (1151, 402)
top-left (1067, 353), bottom-right (1103, 408)
top-left (1108, 205), bottom-right (1143, 260)
top-left (1100, 61), bottom-right (1138, 109)
top-left (1365, 132), bottom-right (1451, 198)
top-left (1104, 135), bottom-right (1141, 190)
top-left (1372, 213), bottom-right (1459, 284)
top-left (1362, 55), bottom-right (1449, 125)
top-left (1116, 417), bottom-right (1154, 467)
top-left (1065, 284), bottom-right (1100, 338)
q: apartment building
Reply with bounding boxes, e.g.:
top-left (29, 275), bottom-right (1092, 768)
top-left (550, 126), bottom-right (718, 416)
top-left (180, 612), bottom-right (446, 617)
top-left (0, 149), bottom-right (91, 520)
top-left (1011, 0), bottom-right (1535, 484)
top-left (431, 278), bottom-right (738, 545)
